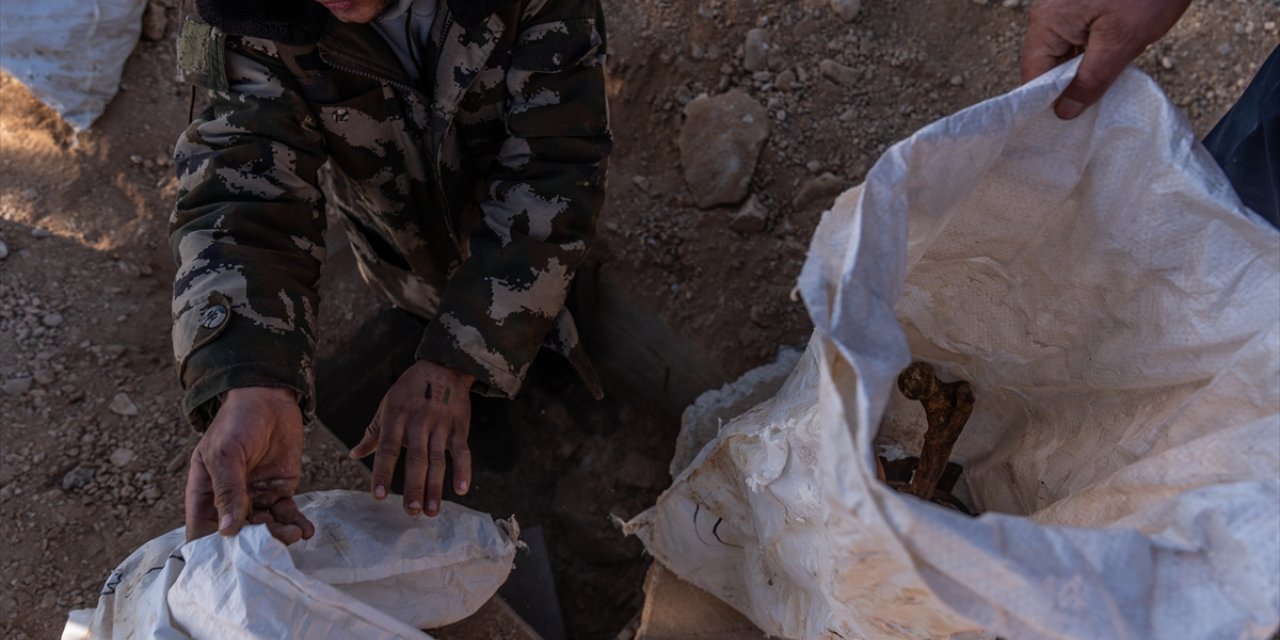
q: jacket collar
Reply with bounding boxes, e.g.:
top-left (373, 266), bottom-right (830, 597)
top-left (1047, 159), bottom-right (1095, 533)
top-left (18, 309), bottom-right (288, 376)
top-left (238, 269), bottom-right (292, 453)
top-left (195, 0), bottom-right (517, 44)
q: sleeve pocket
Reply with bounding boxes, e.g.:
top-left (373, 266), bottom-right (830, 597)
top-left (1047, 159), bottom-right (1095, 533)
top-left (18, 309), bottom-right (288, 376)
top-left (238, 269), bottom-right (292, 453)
top-left (174, 291), bottom-right (234, 383)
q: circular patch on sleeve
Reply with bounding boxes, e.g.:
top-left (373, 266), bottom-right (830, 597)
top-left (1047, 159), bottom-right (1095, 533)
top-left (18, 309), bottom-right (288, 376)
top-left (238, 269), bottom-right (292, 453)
top-left (200, 305), bottom-right (228, 329)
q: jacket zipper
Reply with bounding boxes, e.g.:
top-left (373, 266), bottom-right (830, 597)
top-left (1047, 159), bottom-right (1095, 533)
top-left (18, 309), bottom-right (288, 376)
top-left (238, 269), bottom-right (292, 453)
top-left (317, 27), bottom-right (466, 257)
top-left (429, 10), bottom-right (462, 257)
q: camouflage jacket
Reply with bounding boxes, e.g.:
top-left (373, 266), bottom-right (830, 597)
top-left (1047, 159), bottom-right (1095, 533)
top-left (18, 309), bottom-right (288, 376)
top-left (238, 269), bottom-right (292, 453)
top-left (171, 0), bottom-right (611, 428)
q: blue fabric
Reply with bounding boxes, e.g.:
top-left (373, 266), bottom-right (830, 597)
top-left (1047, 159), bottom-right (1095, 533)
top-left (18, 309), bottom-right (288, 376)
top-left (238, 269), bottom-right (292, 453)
top-left (1203, 45), bottom-right (1280, 229)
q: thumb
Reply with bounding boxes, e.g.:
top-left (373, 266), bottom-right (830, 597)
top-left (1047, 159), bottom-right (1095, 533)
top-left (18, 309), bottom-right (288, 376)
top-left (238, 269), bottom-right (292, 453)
top-left (209, 452), bottom-right (251, 535)
top-left (1054, 31), bottom-right (1138, 119)
top-left (349, 418), bottom-right (381, 459)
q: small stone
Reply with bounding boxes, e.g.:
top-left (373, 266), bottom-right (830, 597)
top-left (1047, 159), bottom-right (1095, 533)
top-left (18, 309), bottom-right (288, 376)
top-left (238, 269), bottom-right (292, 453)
top-left (2, 377), bottom-right (32, 395)
top-left (1265, 21), bottom-right (1276, 32)
top-left (0, 240), bottom-right (8, 260)
top-left (679, 90), bottom-right (771, 208)
top-left (59, 466), bottom-right (94, 492)
top-left (819, 59), bottom-right (858, 86)
top-left (776, 69), bottom-right (797, 91)
top-left (109, 392), bottom-right (139, 417)
top-left (32, 370), bottom-right (55, 386)
top-left (1160, 56), bottom-right (1174, 70)
top-left (129, 154), bottom-right (144, 165)
top-left (631, 175), bottom-right (651, 193)
top-left (729, 195), bottom-right (768, 234)
top-left (41, 313), bottom-right (63, 328)
top-left (166, 450), bottom-right (188, 474)
top-left (793, 172), bottom-right (852, 212)
top-left (30, 228), bottom-right (51, 239)
top-left (830, 0), bottom-right (861, 22)
top-left (110, 448), bottom-right (135, 468)
top-left (949, 74), bottom-right (964, 87)
top-left (743, 28), bottom-right (770, 72)
top-left (806, 160), bottom-right (822, 173)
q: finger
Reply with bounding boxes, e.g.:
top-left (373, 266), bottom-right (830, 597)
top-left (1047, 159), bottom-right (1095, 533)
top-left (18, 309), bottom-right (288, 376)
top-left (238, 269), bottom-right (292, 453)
top-left (402, 418), bottom-right (430, 515)
top-left (1020, 7), bottom-right (1079, 83)
top-left (349, 418), bottom-right (381, 459)
top-left (185, 452), bottom-right (219, 541)
top-left (425, 427), bottom-right (448, 517)
top-left (249, 510), bottom-right (274, 525)
top-left (207, 444), bottom-right (251, 536)
top-left (370, 410), bottom-right (404, 501)
top-left (271, 498), bottom-right (316, 540)
top-left (450, 395), bottom-right (472, 496)
top-left (1054, 23), bottom-right (1141, 119)
top-left (265, 521), bottom-right (305, 545)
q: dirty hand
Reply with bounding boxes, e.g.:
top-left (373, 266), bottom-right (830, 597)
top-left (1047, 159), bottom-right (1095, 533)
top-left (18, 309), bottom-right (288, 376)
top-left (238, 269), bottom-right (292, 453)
top-left (1021, 0), bottom-right (1191, 119)
top-left (350, 360), bottom-right (474, 517)
top-left (185, 386), bottom-right (315, 544)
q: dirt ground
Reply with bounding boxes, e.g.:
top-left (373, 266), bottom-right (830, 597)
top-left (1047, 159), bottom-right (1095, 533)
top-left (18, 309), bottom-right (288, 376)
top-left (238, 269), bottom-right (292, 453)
top-left (1, 1), bottom-right (1275, 638)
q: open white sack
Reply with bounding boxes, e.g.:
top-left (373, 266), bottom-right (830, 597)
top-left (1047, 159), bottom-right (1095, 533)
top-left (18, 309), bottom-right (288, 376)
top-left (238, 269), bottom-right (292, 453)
top-left (0, 0), bottom-right (145, 130)
top-left (62, 491), bottom-right (519, 640)
top-left (626, 61), bottom-right (1280, 640)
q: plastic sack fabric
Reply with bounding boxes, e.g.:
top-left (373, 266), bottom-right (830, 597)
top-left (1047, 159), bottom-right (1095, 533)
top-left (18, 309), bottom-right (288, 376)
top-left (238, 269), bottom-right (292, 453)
top-left (626, 60), bottom-right (1280, 640)
top-left (62, 491), bottom-right (519, 640)
top-left (0, 0), bottom-right (145, 130)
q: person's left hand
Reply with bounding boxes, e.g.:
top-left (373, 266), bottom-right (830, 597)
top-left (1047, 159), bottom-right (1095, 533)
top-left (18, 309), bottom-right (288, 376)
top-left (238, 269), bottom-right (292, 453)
top-left (350, 360), bottom-right (475, 516)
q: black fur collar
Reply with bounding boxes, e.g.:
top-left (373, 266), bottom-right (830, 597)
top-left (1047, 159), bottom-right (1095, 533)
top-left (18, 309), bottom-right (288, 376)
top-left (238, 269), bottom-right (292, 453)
top-left (195, 0), bottom-right (518, 44)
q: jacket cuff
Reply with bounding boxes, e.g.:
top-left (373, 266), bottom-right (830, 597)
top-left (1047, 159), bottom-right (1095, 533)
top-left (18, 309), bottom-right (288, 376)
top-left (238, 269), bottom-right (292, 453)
top-left (181, 361), bottom-right (313, 431)
top-left (415, 312), bottom-right (525, 398)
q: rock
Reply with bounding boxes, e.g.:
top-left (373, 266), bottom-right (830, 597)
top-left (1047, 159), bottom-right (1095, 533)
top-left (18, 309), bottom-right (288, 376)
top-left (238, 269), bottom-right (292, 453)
top-left (59, 466), bottom-right (94, 492)
top-left (41, 313), bottom-right (63, 328)
top-left (141, 0), bottom-right (168, 41)
top-left (32, 369), bottom-right (55, 386)
top-left (679, 91), bottom-right (770, 209)
top-left (819, 59), bottom-right (858, 86)
top-left (806, 160), bottom-right (822, 173)
top-left (2, 377), bottom-right (32, 396)
top-left (0, 240), bottom-right (8, 260)
top-left (949, 74), bottom-right (964, 87)
top-left (776, 69), bottom-right (797, 91)
top-left (166, 450), bottom-right (188, 474)
top-left (30, 228), bottom-right (51, 239)
top-left (109, 392), bottom-right (139, 417)
top-left (830, 0), bottom-right (861, 22)
top-left (729, 195), bottom-right (768, 234)
top-left (793, 172), bottom-right (852, 212)
top-left (110, 448), bottom-right (136, 468)
top-left (743, 28), bottom-right (770, 72)
top-left (632, 175), bottom-right (652, 193)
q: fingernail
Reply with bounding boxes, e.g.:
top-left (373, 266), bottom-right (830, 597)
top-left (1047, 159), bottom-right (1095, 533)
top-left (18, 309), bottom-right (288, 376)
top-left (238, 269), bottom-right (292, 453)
top-left (1056, 98), bottom-right (1084, 119)
top-left (457, 480), bottom-right (469, 494)
top-left (407, 501), bottom-right (421, 514)
top-left (219, 514), bottom-right (233, 531)
top-left (426, 500), bottom-right (439, 514)
top-left (374, 485), bottom-right (387, 499)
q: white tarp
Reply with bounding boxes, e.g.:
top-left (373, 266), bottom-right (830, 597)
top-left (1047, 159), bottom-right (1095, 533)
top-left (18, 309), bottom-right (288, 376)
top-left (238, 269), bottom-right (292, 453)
top-left (627, 60), bottom-right (1280, 640)
top-left (63, 491), bottom-right (519, 640)
top-left (0, 0), bottom-right (145, 130)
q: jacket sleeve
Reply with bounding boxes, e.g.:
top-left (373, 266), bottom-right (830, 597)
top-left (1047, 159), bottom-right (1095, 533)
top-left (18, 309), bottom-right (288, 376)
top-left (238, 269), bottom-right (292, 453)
top-left (415, 0), bottom-right (612, 396)
top-left (171, 28), bottom-right (329, 429)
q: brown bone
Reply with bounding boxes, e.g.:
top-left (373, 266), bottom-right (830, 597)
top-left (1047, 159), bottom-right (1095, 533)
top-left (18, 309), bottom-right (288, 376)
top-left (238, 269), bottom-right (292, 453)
top-left (897, 362), bottom-right (975, 502)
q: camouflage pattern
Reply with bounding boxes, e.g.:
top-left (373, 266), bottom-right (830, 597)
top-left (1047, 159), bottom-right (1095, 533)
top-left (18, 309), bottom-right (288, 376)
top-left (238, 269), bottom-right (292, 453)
top-left (171, 0), bottom-right (611, 428)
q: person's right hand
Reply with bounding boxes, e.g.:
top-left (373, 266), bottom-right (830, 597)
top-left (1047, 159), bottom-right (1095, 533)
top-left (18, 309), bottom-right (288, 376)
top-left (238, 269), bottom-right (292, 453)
top-left (1021, 0), bottom-right (1192, 119)
top-left (185, 386), bottom-right (315, 544)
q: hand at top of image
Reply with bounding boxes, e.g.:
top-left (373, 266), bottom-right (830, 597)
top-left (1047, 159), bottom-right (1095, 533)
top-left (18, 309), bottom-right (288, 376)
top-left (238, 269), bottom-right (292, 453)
top-left (1021, 0), bottom-right (1193, 119)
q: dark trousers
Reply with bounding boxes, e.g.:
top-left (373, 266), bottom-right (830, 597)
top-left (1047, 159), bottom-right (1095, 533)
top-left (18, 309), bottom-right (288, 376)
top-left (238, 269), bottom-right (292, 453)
top-left (1204, 44), bottom-right (1280, 229)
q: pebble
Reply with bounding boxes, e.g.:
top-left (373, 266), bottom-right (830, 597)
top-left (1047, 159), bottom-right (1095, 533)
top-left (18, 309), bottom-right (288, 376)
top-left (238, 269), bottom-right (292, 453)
top-left (949, 74), bottom-right (964, 87)
top-left (2, 377), bottom-right (33, 395)
top-left (32, 370), bottom-right (55, 386)
top-left (109, 448), bottom-right (136, 468)
top-left (0, 240), bottom-right (8, 260)
top-left (819, 59), bottom-right (859, 86)
top-left (743, 28), bottom-right (770, 72)
top-left (109, 392), bottom-right (140, 417)
top-left (1160, 56), bottom-right (1174, 70)
top-left (166, 450), bottom-right (189, 474)
top-left (59, 466), bottom-right (94, 492)
top-left (41, 313), bottom-right (64, 328)
top-left (793, 172), bottom-right (852, 212)
top-left (830, 0), bottom-right (861, 22)
top-left (729, 195), bottom-right (768, 234)
top-left (776, 69), bottom-right (797, 91)
top-left (129, 154), bottom-right (144, 165)
top-left (30, 228), bottom-right (51, 239)
top-left (806, 160), bottom-right (823, 173)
